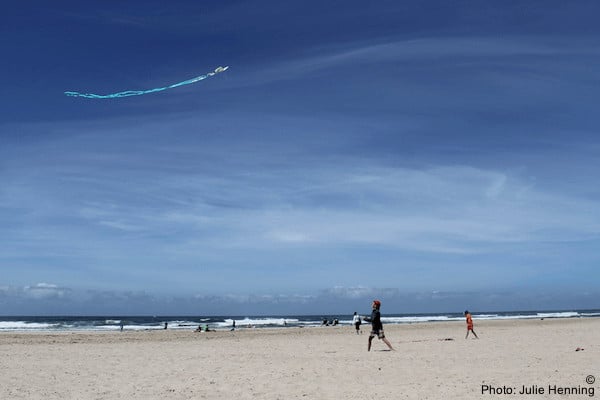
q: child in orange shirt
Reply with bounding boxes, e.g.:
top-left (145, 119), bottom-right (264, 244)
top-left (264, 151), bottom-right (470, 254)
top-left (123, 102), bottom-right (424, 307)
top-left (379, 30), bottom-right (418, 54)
top-left (464, 310), bottom-right (479, 339)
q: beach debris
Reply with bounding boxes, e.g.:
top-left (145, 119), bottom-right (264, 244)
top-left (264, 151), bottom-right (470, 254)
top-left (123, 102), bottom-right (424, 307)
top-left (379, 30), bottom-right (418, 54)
top-left (65, 66), bottom-right (229, 99)
top-left (575, 347), bottom-right (585, 351)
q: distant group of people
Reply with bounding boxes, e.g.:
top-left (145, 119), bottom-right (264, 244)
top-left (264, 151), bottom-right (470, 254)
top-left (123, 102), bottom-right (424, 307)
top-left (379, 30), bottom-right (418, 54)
top-left (194, 324), bottom-right (213, 332)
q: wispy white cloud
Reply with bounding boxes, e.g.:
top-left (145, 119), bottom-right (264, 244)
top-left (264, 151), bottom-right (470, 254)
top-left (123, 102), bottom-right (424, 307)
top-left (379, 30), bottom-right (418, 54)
top-left (2, 117), bottom-right (599, 304)
top-left (321, 286), bottom-right (392, 299)
top-left (224, 36), bottom-right (600, 91)
top-left (131, 164), bottom-right (599, 254)
top-left (23, 283), bottom-right (70, 300)
top-left (4, 122), bottom-right (598, 258)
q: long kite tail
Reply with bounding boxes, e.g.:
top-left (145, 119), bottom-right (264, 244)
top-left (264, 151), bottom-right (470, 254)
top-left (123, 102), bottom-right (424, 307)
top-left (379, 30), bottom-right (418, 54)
top-left (65, 66), bottom-right (229, 99)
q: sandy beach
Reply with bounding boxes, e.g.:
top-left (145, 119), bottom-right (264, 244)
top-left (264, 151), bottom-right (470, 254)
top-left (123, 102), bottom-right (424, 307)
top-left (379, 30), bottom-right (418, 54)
top-left (1, 318), bottom-right (597, 399)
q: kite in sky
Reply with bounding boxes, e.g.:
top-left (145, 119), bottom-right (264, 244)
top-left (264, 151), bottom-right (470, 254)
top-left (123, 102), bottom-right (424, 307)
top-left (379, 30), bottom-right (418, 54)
top-left (64, 66), bottom-right (229, 99)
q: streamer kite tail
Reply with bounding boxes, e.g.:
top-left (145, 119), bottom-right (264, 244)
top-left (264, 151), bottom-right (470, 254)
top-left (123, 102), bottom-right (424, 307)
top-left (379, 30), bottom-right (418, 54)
top-left (65, 66), bottom-right (229, 99)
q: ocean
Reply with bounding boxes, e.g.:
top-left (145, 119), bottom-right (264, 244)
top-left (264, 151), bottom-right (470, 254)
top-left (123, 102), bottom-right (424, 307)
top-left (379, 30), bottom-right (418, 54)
top-left (1, 309), bottom-right (599, 332)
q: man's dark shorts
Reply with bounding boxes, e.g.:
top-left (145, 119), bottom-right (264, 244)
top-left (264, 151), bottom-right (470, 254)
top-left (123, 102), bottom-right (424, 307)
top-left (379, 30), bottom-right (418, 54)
top-left (369, 329), bottom-right (385, 339)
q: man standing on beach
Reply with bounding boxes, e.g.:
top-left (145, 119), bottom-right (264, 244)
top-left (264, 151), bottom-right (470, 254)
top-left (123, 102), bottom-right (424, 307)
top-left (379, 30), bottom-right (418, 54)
top-left (464, 310), bottom-right (479, 339)
top-left (363, 300), bottom-right (394, 351)
top-left (352, 312), bottom-right (362, 334)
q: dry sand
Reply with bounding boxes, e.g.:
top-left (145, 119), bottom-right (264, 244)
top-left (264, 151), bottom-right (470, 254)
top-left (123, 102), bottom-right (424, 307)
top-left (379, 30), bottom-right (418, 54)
top-left (1, 318), bottom-right (598, 399)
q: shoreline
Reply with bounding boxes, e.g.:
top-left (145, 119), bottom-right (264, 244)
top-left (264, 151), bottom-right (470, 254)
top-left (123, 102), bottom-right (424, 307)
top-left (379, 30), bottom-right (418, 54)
top-left (1, 311), bottom-right (598, 334)
top-left (1, 316), bottom-right (596, 343)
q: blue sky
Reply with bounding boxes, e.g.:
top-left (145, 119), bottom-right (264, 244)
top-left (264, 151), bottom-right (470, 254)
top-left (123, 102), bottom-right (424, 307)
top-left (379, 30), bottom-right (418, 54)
top-left (1, 1), bottom-right (600, 315)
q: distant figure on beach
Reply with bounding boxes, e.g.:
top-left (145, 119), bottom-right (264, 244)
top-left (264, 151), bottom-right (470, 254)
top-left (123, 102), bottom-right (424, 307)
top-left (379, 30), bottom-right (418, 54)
top-left (363, 300), bottom-right (394, 351)
top-left (464, 310), bottom-right (479, 339)
top-left (231, 320), bottom-right (236, 331)
top-left (164, 322), bottom-right (168, 330)
top-left (195, 325), bottom-right (202, 332)
top-left (352, 312), bottom-right (362, 334)
top-left (120, 321), bottom-right (124, 332)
